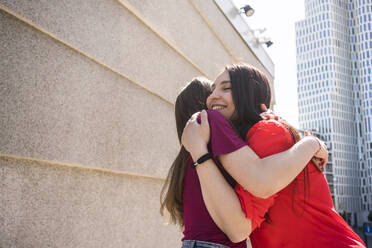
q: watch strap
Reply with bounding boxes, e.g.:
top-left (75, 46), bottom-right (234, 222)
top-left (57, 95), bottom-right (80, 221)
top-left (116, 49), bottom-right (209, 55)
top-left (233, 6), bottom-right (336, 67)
top-left (192, 152), bottom-right (213, 169)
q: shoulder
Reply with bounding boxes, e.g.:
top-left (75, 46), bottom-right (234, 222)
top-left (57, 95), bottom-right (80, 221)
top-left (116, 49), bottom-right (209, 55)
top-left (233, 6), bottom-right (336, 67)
top-left (206, 109), bottom-right (233, 129)
top-left (249, 120), bottom-right (288, 133)
top-left (245, 120), bottom-right (294, 156)
top-left (246, 120), bottom-right (292, 141)
top-left (207, 110), bottom-right (246, 155)
top-left (206, 109), bottom-right (228, 122)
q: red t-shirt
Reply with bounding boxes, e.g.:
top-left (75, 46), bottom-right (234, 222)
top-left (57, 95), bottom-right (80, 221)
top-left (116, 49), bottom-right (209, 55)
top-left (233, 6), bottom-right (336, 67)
top-left (235, 120), bottom-right (366, 248)
top-left (182, 110), bottom-right (247, 247)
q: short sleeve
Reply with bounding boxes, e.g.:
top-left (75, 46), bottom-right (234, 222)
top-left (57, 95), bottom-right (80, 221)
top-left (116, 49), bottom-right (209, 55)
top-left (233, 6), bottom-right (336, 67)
top-left (206, 110), bottom-right (246, 157)
top-left (235, 184), bottom-right (276, 231)
top-left (234, 120), bottom-right (294, 231)
top-left (245, 120), bottom-right (294, 158)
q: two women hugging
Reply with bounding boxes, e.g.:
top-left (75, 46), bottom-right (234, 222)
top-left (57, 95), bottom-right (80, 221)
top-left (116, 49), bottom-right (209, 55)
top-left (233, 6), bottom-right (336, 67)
top-left (161, 63), bottom-right (365, 248)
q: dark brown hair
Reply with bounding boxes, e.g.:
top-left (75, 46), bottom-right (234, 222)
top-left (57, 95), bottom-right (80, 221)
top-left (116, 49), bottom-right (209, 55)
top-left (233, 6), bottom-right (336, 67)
top-left (160, 64), bottom-right (307, 227)
top-left (160, 77), bottom-right (212, 227)
top-left (225, 64), bottom-right (309, 219)
top-left (281, 121), bottom-right (310, 217)
top-left (225, 64), bottom-right (272, 138)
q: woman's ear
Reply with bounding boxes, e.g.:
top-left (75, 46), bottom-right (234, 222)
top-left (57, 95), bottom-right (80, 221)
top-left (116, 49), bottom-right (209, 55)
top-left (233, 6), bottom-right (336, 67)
top-left (260, 103), bottom-right (267, 112)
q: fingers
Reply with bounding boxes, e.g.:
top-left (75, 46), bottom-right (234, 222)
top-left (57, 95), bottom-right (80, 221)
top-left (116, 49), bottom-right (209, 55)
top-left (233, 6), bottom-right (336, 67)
top-left (259, 112), bottom-right (268, 120)
top-left (200, 110), bottom-right (209, 127)
top-left (322, 157), bottom-right (328, 167)
top-left (190, 111), bottom-right (200, 122)
top-left (313, 138), bottom-right (328, 168)
top-left (318, 139), bottom-right (328, 157)
top-left (260, 109), bottom-right (281, 120)
top-left (186, 111), bottom-right (201, 126)
top-left (312, 155), bottom-right (328, 171)
top-left (260, 111), bottom-right (273, 120)
top-left (181, 110), bottom-right (210, 151)
top-left (311, 157), bottom-right (324, 172)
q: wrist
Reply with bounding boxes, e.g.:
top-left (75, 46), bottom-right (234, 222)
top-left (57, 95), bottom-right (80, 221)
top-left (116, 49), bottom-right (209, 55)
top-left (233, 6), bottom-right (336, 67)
top-left (313, 138), bottom-right (322, 156)
top-left (192, 152), bottom-right (213, 169)
top-left (190, 147), bottom-right (209, 162)
top-left (304, 136), bottom-right (321, 154)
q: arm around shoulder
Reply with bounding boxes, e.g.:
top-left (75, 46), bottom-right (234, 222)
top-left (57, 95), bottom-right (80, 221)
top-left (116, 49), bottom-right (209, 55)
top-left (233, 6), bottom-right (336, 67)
top-left (218, 121), bottom-right (323, 198)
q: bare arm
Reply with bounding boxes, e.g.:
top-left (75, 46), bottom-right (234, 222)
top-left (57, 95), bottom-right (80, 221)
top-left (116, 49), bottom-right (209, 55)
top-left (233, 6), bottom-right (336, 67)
top-left (181, 111), bottom-right (327, 239)
top-left (183, 111), bottom-right (250, 242)
top-left (218, 136), bottom-right (324, 198)
top-left (195, 155), bottom-right (251, 242)
top-left (182, 111), bottom-right (328, 199)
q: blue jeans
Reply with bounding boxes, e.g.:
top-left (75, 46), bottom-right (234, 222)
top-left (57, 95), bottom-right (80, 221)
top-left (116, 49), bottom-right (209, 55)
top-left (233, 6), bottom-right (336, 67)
top-left (182, 240), bottom-right (229, 248)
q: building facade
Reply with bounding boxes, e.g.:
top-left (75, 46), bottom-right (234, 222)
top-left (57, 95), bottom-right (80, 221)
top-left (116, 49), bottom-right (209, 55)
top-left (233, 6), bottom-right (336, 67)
top-left (0, 0), bottom-right (274, 247)
top-left (295, 0), bottom-right (372, 225)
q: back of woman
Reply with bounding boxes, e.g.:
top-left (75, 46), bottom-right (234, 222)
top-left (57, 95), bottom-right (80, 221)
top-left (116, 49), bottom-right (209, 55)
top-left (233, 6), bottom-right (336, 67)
top-left (243, 120), bottom-right (365, 248)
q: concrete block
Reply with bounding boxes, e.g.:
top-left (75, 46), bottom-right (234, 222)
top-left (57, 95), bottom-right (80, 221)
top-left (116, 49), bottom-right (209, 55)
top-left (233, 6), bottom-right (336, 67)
top-left (0, 11), bottom-right (179, 178)
top-left (0, 156), bottom-right (181, 247)
top-left (0, 0), bottom-right (202, 102)
top-left (124, 0), bottom-right (234, 77)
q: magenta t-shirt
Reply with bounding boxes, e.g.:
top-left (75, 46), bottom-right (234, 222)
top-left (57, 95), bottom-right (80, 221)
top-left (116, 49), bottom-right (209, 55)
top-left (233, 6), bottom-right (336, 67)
top-left (182, 110), bottom-right (247, 247)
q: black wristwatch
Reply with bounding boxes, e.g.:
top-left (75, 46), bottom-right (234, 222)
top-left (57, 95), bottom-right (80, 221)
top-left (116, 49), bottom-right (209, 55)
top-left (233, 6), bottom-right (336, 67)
top-left (192, 152), bottom-right (213, 169)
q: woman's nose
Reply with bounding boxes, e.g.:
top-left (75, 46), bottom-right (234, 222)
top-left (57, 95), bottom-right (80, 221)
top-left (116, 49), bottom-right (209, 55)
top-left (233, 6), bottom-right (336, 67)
top-left (209, 90), bottom-right (220, 99)
top-left (207, 91), bottom-right (218, 108)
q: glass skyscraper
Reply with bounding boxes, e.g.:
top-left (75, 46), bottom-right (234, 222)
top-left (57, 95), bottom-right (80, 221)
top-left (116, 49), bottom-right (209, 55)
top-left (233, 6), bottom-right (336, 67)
top-left (295, 0), bottom-right (371, 225)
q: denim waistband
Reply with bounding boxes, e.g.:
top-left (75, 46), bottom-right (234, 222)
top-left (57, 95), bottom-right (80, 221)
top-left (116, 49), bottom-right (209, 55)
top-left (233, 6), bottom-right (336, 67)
top-left (182, 240), bottom-right (230, 248)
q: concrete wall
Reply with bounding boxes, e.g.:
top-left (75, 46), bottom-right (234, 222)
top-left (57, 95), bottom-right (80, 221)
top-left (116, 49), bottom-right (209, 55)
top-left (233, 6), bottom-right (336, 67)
top-left (0, 0), bottom-right (274, 247)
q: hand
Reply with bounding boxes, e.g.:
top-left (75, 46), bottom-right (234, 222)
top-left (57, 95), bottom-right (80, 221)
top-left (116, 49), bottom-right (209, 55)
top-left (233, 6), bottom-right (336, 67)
top-left (259, 109), bottom-right (280, 121)
top-left (259, 104), bottom-right (280, 120)
top-left (305, 131), bottom-right (328, 169)
top-left (313, 137), bottom-right (328, 164)
top-left (312, 157), bottom-right (325, 172)
top-left (181, 110), bottom-right (210, 160)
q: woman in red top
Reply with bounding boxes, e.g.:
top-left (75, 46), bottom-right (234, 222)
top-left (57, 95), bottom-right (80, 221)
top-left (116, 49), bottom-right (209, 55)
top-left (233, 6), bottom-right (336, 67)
top-left (161, 65), bottom-right (328, 247)
top-left (241, 121), bottom-right (366, 248)
top-left (182, 64), bottom-right (366, 247)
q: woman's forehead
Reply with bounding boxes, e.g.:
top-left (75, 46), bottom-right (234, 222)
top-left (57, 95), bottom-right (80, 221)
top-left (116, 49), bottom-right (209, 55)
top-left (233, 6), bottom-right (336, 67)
top-left (212, 70), bottom-right (230, 87)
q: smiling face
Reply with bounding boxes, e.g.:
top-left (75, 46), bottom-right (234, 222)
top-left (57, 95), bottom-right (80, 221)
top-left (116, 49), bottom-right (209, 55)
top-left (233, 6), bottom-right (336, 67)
top-left (206, 70), bottom-right (236, 120)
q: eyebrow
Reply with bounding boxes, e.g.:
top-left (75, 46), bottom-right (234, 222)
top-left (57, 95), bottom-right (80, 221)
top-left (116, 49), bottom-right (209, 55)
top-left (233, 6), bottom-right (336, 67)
top-left (211, 80), bottom-right (231, 90)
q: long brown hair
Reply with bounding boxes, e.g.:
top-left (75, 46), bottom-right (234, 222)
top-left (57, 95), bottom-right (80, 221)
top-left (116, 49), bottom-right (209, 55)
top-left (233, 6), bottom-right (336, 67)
top-left (160, 77), bottom-right (212, 227)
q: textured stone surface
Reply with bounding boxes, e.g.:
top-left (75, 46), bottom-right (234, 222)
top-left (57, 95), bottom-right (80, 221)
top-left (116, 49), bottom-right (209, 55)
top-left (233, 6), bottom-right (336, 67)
top-left (192, 0), bottom-right (276, 104)
top-left (0, 157), bottom-right (181, 248)
top-left (0, 0), bottom-right (202, 102)
top-left (0, 1), bottom-right (275, 247)
top-left (194, 0), bottom-right (274, 79)
top-left (123, 0), bottom-right (275, 100)
top-left (0, 11), bottom-right (179, 178)
top-left (124, 0), bottom-right (234, 77)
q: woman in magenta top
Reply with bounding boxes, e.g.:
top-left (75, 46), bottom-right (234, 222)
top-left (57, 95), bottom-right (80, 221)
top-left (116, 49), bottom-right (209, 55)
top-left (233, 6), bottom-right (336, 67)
top-left (182, 64), bottom-right (365, 247)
